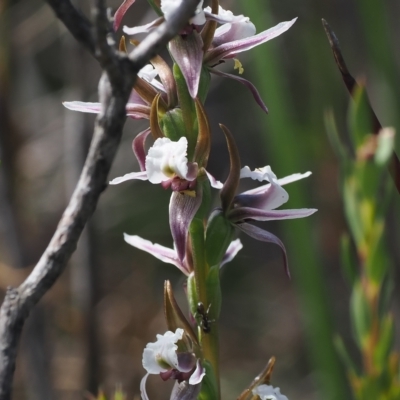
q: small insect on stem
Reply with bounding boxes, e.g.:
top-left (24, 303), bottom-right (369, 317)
top-left (196, 302), bottom-right (214, 333)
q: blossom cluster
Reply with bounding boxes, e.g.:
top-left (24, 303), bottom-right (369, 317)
top-left (64, 0), bottom-right (316, 399)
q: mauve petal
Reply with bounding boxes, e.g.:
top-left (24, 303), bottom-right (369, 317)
top-left (169, 31), bottom-right (204, 98)
top-left (63, 101), bottom-right (102, 114)
top-left (212, 21), bottom-right (256, 47)
top-left (109, 171), bottom-right (148, 184)
top-left (133, 128), bottom-right (151, 171)
top-left (236, 222), bottom-right (290, 277)
top-left (126, 104), bottom-right (151, 119)
top-left (170, 381), bottom-right (201, 400)
top-left (123, 234), bottom-right (190, 275)
top-left (229, 206), bottom-right (317, 223)
top-left (177, 353), bottom-right (196, 373)
top-left (234, 181), bottom-right (288, 210)
top-left (210, 69), bottom-right (268, 113)
top-left (169, 190), bottom-right (202, 261)
top-left (113, 0), bottom-right (136, 31)
top-left (204, 18), bottom-right (297, 64)
top-left (221, 238), bottom-right (243, 267)
top-left (188, 360), bottom-right (205, 385)
top-left (205, 171), bottom-right (223, 189)
top-left (242, 171), bottom-right (312, 196)
top-left (140, 373), bottom-right (150, 400)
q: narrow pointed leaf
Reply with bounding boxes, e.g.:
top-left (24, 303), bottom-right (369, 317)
top-left (150, 93), bottom-right (165, 139)
top-left (193, 98), bottom-right (211, 167)
top-left (132, 128), bottom-right (151, 171)
top-left (219, 124), bottom-right (241, 212)
top-left (151, 55), bottom-right (178, 107)
top-left (164, 281), bottom-right (199, 346)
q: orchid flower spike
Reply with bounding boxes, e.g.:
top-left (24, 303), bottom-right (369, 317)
top-left (140, 329), bottom-right (205, 400)
top-left (253, 384), bottom-right (289, 400)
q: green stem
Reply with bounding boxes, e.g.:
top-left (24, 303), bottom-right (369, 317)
top-left (189, 218), bottom-right (221, 398)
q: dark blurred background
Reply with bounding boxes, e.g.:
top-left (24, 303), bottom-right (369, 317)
top-left (1, 0), bottom-right (400, 399)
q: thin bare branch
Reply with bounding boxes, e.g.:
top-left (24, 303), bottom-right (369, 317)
top-left (0, 0), bottom-right (200, 398)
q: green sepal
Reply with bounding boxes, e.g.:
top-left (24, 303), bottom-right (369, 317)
top-left (198, 361), bottom-right (219, 400)
top-left (173, 63), bottom-right (197, 157)
top-left (159, 108), bottom-right (187, 141)
top-left (340, 233), bottom-right (358, 286)
top-left (205, 209), bottom-right (235, 267)
top-left (187, 272), bottom-right (199, 318)
top-left (350, 281), bottom-right (372, 349)
top-left (197, 67), bottom-right (211, 104)
top-left (206, 265), bottom-right (221, 320)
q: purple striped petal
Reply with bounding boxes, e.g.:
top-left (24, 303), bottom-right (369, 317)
top-left (123, 234), bottom-right (190, 275)
top-left (132, 128), bottom-right (151, 171)
top-left (113, 0), bottom-right (136, 31)
top-left (210, 69), bottom-right (268, 113)
top-left (169, 31), bottom-right (204, 98)
top-left (221, 238), bottom-right (243, 267)
top-left (170, 381), bottom-right (202, 400)
top-left (169, 190), bottom-right (202, 261)
top-left (204, 18), bottom-right (297, 64)
top-left (229, 206), bottom-right (317, 223)
top-left (109, 171), bottom-right (148, 184)
top-left (236, 222), bottom-right (290, 277)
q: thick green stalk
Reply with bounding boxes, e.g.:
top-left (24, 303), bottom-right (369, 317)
top-left (239, 2), bottom-right (349, 399)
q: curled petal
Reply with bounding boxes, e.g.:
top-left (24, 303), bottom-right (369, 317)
top-left (204, 18), bottom-right (297, 64)
top-left (188, 360), bottom-right (205, 385)
top-left (205, 171), bottom-right (223, 189)
top-left (212, 21), bottom-right (256, 46)
top-left (234, 181), bottom-right (289, 210)
top-left (169, 32), bottom-right (204, 98)
top-left (140, 373), bottom-right (150, 400)
top-left (170, 381), bottom-right (202, 400)
top-left (123, 234), bottom-right (190, 275)
top-left (177, 353), bottom-right (197, 373)
top-left (133, 128), bottom-right (151, 171)
top-left (210, 69), bottom-right (268, 113)
top-left (229, 206), bottom-right (318, 223)
top-left (236, 222), bottom-right (290, 277)
top-left (114, 0), bottom-right (136, 31)
top-left (170, 190), bottom-right (203, 261)
top-left (109, 171), bottom-right (148, 184)
top-left (221, 238), bottom-right (243, 267)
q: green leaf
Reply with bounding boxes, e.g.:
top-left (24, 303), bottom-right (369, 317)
top-left (350, 281), bottom-right (372, 349)
top-left (375, 127), bottom-right (395, 166)
top-left (333, 334), bottom-right (359, 375)
top-left (348, 85), bottom-right (375, 150)
top-left (373, 315), bottom-right (394, 372)
top-left (198, 361), bottom-right (219, 400)
top-left (340, 233), bottom-right (358, 286)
